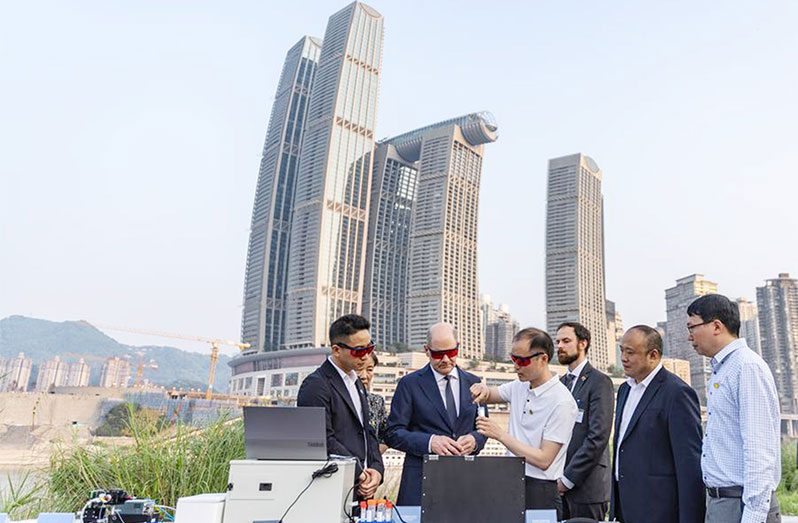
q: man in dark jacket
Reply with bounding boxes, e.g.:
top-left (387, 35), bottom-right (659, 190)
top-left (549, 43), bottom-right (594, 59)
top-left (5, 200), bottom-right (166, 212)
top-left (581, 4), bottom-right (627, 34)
top-left (611, 325), bottom-right (704, 523)
top-left (385, 322), bottom-right (486, 506)
top-left (555, 322), bottom-right (614, 520)
top-left (297, 314), bottom-right (383, 499)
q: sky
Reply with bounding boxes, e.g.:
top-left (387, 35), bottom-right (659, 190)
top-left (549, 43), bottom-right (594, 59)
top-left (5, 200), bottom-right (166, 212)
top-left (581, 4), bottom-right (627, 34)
top-left (1, 0), bottom-right (796, 354)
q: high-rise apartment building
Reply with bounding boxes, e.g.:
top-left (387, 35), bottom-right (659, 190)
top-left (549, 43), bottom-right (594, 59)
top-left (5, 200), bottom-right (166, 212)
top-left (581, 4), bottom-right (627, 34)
top-left (757, 273), bottom-right (798, 417)
top-left (546, 153), bottom-right (609, 370)
top-left (485, 304), bottom-right (519, 362)
top-left (605, 299), bottom-right (622, 367)
top-left (65, 358), bottom-right (91, 387)
top-left (362, 141), bottom-right (418, 347)
top-left (665, 274), bottom-right (718, 404)
top-left (403, 113), bottom-right (499, 358)
top-left (35, 356), bottom-right (67, 391)
top-left (284, 2), bottom-right (384, 348)
top-left (0, 352), bottom-right (32, 392)
top-left (241, 36), bottom-right (322, 352)
top-left (737, 297), bottom-right (762, 356)
top-left (100, 356), bottom-right (131, 388)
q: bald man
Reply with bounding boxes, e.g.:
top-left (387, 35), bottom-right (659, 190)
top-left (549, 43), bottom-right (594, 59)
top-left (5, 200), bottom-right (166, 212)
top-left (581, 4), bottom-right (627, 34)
top-left (385, 323), bottom-right (487, 506)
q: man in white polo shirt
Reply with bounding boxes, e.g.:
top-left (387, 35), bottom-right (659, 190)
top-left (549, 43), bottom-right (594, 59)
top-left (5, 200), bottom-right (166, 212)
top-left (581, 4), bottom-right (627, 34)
top-left (471, 327), bottom-right (578, 519)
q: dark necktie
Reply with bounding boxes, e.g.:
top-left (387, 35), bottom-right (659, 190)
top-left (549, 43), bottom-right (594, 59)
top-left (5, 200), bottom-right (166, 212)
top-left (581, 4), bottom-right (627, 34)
top-left (444, 375), bottom-right (457, 426)
top-left (562, 372), bottom-right (576, 393)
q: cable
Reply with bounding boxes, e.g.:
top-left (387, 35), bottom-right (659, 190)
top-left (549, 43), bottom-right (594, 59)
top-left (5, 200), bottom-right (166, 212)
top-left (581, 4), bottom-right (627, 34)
top-left (392, 503), bottom-right (408, 523)
top-left (341, 482), bottom-right (357, 523)
top-left (279, 461), bottom-right (335, 523)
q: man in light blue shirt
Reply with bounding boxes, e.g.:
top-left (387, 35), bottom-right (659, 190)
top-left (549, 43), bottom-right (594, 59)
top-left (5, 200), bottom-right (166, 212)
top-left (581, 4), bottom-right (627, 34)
top-left (688, 294), bottom-right (781, 523)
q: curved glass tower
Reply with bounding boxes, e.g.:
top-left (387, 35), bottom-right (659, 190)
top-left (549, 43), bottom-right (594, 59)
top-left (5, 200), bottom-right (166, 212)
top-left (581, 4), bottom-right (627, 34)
top-left (241, 36), bottom-right (322, 352)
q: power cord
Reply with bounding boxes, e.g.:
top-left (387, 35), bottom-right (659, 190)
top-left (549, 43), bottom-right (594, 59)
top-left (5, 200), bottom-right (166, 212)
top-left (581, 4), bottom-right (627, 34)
top-left (279, 461), bottom-right (336, 523)
top-left (341, 483), bottom-right (357, 523)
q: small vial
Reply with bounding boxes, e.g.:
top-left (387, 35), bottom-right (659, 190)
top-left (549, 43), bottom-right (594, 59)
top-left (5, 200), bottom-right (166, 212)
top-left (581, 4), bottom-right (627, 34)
top-left (375, 499), bottom-right (386, 522)
top-left (366, 499), bottom-right (377, 522)
top-left (384, 500), bottom-right (394, 523)
top-left (358, 501), bottom-right (368, 522)
top-left (477, 404), bottom-right (488, 418)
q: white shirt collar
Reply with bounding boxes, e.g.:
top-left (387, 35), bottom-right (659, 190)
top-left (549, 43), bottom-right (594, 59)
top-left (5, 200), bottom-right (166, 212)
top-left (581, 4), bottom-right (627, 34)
top-left (569, 358), bottom-right (588, 379)
top-left (530, 373), bottom-right (561, 397)
top-left (626, 362), bottom-right (663, 388)
top-left (431, 365), bottom-right (459, 382)
top-left (328, 356), bottom-right (358, 383)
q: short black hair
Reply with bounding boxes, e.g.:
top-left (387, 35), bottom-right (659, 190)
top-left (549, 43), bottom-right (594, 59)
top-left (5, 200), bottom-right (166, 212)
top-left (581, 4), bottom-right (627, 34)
top-left (513, 328), bottom-right (554, 362)
top-left (628, 325), bottom-right (663, 356)
top-left (329, 314), bottom-right (371, 346)
top-left (557, 321), bottom-right (591, 352)
top-left (686, 294), bottom-right (740, 337)
top-left (369, 352), bottom-right (379, 366)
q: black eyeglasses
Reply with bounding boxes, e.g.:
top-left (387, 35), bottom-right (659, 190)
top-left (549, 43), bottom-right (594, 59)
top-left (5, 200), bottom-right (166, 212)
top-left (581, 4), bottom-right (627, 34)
top-left (686, 320), bottom-right (713, 333)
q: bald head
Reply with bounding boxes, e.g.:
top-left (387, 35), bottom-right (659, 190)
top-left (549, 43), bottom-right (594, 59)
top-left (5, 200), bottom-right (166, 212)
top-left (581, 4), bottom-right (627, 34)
top-left (427, 322), bottom-right (459, 348)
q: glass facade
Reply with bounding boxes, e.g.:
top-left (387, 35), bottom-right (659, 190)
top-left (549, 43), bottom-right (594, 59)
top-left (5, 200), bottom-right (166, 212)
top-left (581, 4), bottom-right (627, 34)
top-left (284, 2), bottom-right (384, 348)
top-left (241, 36), bottom-right (321, 352)
top-left (545, 154), bottom-right (610, 370)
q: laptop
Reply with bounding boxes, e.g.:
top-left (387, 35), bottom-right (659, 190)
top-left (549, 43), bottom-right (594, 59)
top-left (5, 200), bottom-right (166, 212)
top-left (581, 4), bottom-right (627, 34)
top-left (242, 406), bottom-right (327, 460)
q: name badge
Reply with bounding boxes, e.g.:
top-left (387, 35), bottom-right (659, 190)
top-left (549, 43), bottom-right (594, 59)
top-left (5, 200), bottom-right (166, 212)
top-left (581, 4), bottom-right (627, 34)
top-left (575, 409), bottom-right (585, 424)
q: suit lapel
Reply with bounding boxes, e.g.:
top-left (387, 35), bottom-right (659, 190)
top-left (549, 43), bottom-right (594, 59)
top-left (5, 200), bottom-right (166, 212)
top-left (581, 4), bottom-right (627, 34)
top-left (571, 362), bottom-right (592, 398)
top-left (614, 383), bottom-right (629, 453)
top-left (419, 364), bottom-right (454, 431)
top-left (322, 359), bottom-right (362, 426)
top-left (620, 370), bottom-right (665, 445)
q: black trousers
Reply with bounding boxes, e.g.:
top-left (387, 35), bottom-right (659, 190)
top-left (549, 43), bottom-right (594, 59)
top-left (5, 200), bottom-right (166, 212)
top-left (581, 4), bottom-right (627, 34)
top-left (525, 477), bottom-right (562, 520)
top-left (561, 494), bottom-right (608, 521)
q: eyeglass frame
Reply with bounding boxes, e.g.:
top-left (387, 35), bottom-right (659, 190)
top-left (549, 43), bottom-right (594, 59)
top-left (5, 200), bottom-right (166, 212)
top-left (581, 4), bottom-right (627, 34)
top-left (424, 343), bottom-right (460, 360)
top-left (334, 340), bottom-right (376, 358)
top-left (510, 352), bottom-right (547, 367)
top-left (686, 320), bottom-right (714, 333)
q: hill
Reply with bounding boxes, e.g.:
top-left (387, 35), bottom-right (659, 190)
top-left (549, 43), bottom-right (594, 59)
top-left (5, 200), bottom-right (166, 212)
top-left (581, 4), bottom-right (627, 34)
top-left (0, 315), bottom-right (232, 391)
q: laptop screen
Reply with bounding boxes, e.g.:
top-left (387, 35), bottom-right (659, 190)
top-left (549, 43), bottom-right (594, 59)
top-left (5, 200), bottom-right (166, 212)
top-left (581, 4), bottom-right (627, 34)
top-left (242, 406), bottom-right (327, 461)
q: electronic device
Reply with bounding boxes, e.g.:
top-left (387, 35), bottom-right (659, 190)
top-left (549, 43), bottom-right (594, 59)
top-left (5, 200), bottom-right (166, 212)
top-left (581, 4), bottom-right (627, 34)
top-left (421, 455), bottom-right (526, 523)
top-left (242, 406), bottom-right (327, 461)
top-left (223, 458), bottom-right (356, 523)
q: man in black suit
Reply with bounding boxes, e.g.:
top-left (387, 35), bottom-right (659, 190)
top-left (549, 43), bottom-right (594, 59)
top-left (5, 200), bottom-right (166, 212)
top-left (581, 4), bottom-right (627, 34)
top-left (297, 314), bottom-right (383, 499)
top-left (554, 322), bottom-right (613, 521)
top-left (611, 325), bottom-right (704, 523)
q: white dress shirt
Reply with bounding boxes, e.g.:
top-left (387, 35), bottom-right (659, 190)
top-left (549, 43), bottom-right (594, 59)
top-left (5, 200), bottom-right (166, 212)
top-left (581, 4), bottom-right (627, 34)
top-left (328, 357), bottom-right (368, 467)
top-left (427, 367), bottom-right (460, 452)
top-left (615, 363), bottom-right (663, 480)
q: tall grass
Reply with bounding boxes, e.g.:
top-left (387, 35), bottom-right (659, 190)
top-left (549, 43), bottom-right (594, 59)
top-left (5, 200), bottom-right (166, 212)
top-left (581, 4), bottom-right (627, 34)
top-left (1, 405), bottom-right (245, 518)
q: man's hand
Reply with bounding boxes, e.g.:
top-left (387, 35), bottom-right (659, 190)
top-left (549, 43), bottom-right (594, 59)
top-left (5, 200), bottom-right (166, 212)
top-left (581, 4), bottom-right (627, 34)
top-left (556, 479), bottom-right (569, 495)
top-left (470, 382), bottom-right (490, 404)
top-left (456, 434), bottom-right (477, 455)
top-left (430, 435), bottom-right (464, 456)
top-left (357, 468), bottom-right (382, 498)
top-left (476, 416), bottom-right (505, 442)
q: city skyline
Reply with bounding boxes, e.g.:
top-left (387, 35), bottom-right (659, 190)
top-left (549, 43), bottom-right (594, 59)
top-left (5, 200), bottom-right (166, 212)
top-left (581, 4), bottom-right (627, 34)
top-left (2, 1), bottom-right (796, 353)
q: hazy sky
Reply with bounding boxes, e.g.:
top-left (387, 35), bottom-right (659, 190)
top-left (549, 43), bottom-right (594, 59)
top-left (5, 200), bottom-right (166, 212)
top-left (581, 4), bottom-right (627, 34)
top-left (2, 1), bottom-right (796, 354)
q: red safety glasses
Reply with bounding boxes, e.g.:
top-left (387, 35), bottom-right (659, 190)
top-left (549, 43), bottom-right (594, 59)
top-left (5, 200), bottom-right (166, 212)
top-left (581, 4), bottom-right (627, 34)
top-left (336, 341), bottom-right (375, 358)
top-left (426, 344), bottom-right (460, 360)
top-left (510, 352), bottom-right (546, 367)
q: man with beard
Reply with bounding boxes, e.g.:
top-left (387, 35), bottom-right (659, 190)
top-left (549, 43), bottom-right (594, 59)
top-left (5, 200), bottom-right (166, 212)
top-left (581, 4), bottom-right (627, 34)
top-left (471, 327), bottom-right (577, 519)
top-left (297, 314), bottom-right (383, 500)
top-left (554, 322), bottom-right (613, 521)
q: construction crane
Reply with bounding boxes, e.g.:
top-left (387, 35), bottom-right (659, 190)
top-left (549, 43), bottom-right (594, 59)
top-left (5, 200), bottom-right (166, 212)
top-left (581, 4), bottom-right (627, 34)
top-left (87, 322), bottom-right (251, 400)
top-left (133, 351), bottom-right (159, 388)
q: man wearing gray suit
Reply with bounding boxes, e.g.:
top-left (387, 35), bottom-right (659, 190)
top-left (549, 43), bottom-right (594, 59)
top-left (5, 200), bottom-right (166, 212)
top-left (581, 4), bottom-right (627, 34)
top-left (555, 322), bottom-right (614, 521)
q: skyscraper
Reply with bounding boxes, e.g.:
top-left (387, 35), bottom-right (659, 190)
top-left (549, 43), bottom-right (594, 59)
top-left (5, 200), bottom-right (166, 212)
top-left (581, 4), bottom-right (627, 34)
top-left (546, 153), bottom-right (609, 370)
top-left (404, 113), bottom-right (498, 358)
top-left (757, 273), bottom-right (798, 418)
top-left (35, 356), bottom-right (66, 391)
top-left (65, 358), bottom-right (91, 387)
top-left (284, 2), bottom-right (384, 348)
top-left (737, 297), bottom-right (762, 356)
top-left (485, 304), bottom-right (519, 362)
top-left (605, 299), bottom-right (622, 367)
top-left (0, 352), bottom-right (32, 392)
top-left (665, 274), bottom-right (718, 404)
top-left (100, 356), bottom-right (131, 388)
top-left (241, 36), bottom-right (322, 352)
top-left (362, 141), bottom-right (418, 347)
